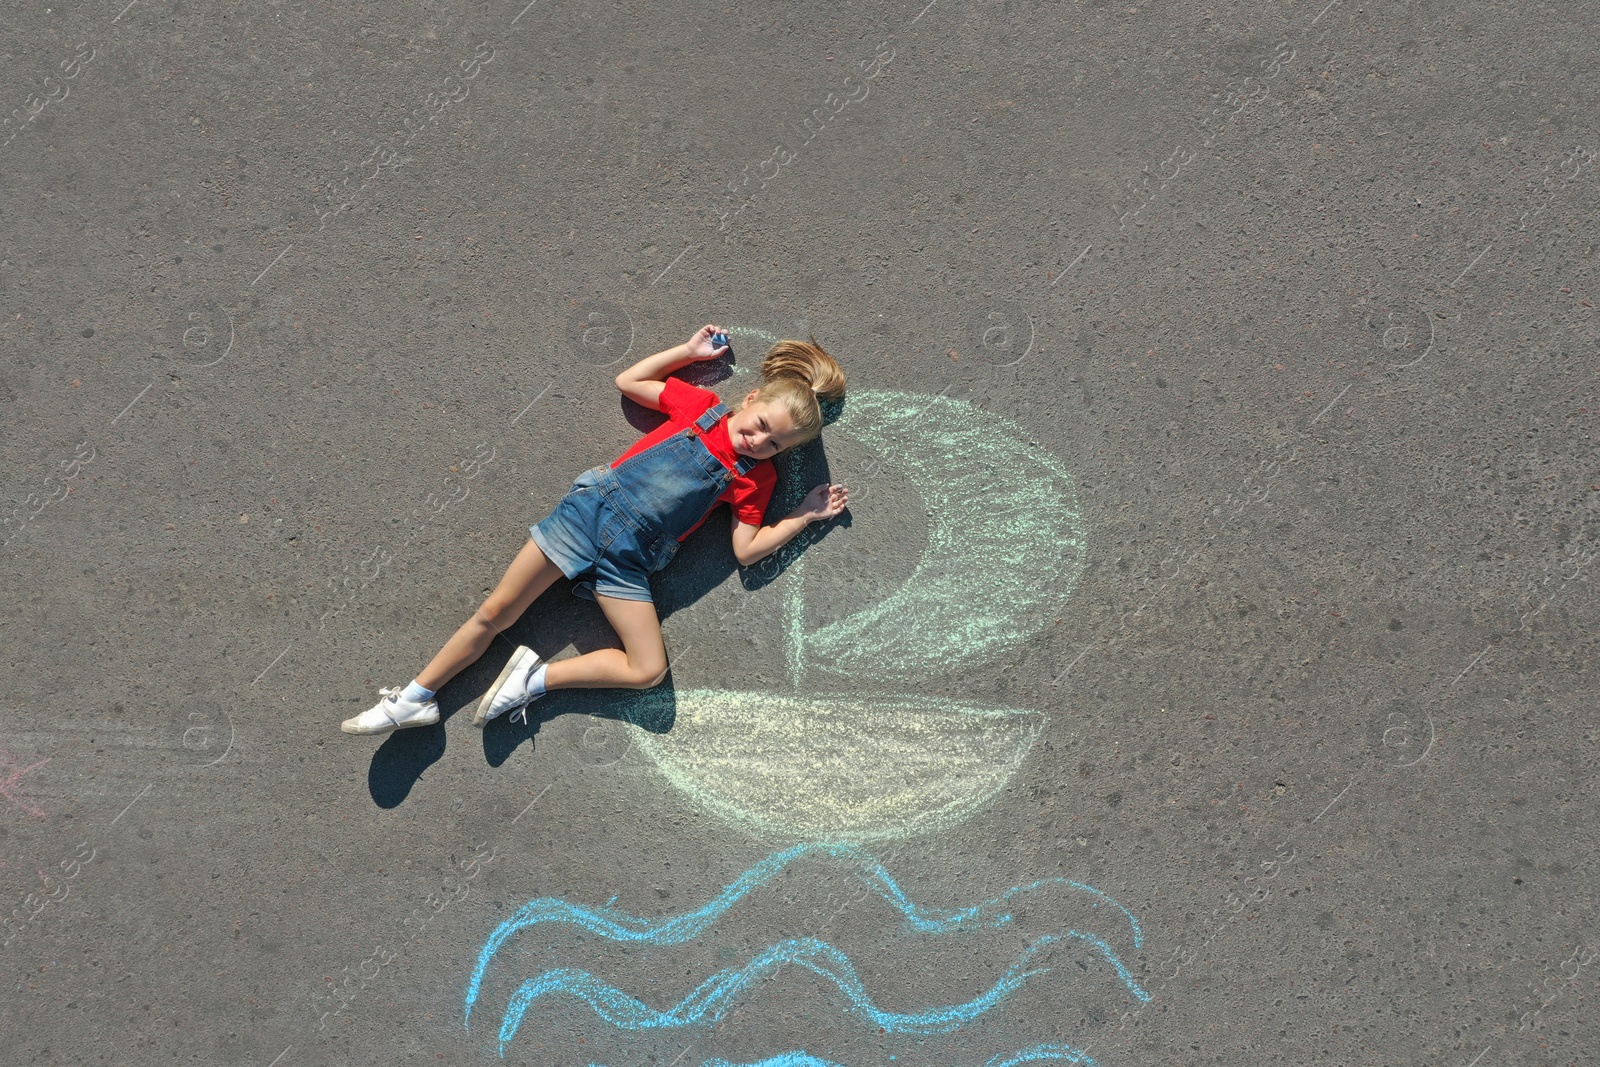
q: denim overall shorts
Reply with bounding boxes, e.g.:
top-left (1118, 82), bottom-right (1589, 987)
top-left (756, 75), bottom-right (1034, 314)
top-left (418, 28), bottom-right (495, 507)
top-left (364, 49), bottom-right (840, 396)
top-left (529, 403), bottom-right (759, 604)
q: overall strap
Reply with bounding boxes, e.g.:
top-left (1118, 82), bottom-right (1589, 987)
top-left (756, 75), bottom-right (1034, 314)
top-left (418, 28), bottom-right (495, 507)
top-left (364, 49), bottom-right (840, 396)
top-left (688, 403), bottom-right (759, 476)
top-left (693, 404), bottom-right (727, 432)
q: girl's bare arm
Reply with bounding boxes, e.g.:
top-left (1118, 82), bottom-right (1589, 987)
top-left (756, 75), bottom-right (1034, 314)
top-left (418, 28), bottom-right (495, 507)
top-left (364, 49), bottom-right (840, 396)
top-left (614, 324), bottom-right (728, 409)
top-left (731, 483), bottom-right (849, 566)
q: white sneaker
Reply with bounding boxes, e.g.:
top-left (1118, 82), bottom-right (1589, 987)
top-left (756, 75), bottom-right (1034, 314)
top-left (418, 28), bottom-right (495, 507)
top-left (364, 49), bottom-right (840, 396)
top-left (341, 687), bottom-right (441, 735)
top-left (472, 646), bottom-right (545, 727)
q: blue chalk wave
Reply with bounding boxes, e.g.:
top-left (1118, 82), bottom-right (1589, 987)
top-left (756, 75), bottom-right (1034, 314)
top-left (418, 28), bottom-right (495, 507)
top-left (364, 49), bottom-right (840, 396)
top-left (495, 931), bottom-right (1144, 1051)
top-left (590, 1043), bottom-right (1100, 1067)
top-left (465, 841), bottom-right (1142, 1027)
top-left (501, 934), bottom-right (1046, 1045)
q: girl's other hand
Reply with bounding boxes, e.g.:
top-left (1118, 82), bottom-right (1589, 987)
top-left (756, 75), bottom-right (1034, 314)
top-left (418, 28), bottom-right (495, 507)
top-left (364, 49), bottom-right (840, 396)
top-left (688, 324), bottom-right (730, 361)
top-left (799, 482), bottom-right (848, 521)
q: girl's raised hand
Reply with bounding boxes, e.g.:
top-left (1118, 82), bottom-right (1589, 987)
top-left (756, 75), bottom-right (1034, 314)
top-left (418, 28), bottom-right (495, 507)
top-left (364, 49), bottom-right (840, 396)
top-left (687, 324), bottom-right (730, 361)
top-left (799, 482), bottom-right (848, 522)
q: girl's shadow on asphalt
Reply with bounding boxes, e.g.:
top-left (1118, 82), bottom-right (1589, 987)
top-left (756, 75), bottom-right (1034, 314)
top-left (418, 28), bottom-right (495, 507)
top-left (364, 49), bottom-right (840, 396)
top-left (366, 392), bottom-right (846, 808)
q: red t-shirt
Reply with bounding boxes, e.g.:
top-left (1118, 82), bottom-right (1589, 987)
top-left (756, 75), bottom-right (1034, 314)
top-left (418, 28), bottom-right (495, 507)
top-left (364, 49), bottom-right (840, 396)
top-left (610, 377), bottom-right (777, 541)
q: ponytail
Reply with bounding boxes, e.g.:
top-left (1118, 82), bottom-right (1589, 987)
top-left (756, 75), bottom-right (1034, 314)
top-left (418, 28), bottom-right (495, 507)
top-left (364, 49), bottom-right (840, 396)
top-left (735, 335), bottom-right (846, 448)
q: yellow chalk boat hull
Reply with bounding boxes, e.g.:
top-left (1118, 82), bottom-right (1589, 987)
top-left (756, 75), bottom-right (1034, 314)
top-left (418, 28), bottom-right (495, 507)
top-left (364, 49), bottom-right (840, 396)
top-left (631, 690), bottom-right (1046, 843)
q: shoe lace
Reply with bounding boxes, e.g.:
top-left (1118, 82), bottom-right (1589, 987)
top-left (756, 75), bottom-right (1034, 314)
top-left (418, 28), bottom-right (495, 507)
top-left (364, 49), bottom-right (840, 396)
top-left (510, 705), bottom-right (529, 726)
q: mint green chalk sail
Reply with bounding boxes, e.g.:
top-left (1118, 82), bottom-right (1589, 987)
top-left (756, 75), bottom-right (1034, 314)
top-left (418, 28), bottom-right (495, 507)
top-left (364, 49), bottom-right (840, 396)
top-left (796, 391), bottom-right (1086, 681)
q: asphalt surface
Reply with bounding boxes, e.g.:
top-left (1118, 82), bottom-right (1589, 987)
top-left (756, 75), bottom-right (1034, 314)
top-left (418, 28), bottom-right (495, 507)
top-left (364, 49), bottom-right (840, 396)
top-left (2, 2), bottom-right (1597, 1066)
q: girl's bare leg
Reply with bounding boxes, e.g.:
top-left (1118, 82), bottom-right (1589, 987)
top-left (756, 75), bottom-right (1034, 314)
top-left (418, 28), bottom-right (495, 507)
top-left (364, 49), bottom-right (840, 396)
top-left (414, 539), bottom-right (565, 691)
top-left (543, 593), bottom-right (668, 690)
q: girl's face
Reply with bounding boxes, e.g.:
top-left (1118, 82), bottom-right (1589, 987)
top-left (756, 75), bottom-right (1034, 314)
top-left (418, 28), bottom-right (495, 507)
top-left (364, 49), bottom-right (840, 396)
top-left (729, 390), bottom-right (803, 459)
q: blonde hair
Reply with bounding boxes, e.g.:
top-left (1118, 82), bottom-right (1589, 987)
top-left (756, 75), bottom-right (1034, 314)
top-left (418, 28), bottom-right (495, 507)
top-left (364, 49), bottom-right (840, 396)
top-left (734, 335), bottom-right (846, 449)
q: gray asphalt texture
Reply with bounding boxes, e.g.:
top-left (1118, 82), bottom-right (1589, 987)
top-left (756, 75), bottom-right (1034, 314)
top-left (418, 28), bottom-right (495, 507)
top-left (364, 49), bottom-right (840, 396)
top-left (3, 2), bottom-right (1597, 1065)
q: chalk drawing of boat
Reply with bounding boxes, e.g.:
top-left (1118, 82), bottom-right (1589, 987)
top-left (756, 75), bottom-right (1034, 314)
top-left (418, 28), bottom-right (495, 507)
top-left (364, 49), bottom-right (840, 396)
top-left (625, 387), bottom-right (1087, 842)
top-left (463, 349), bottom-right (1128, 1064)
